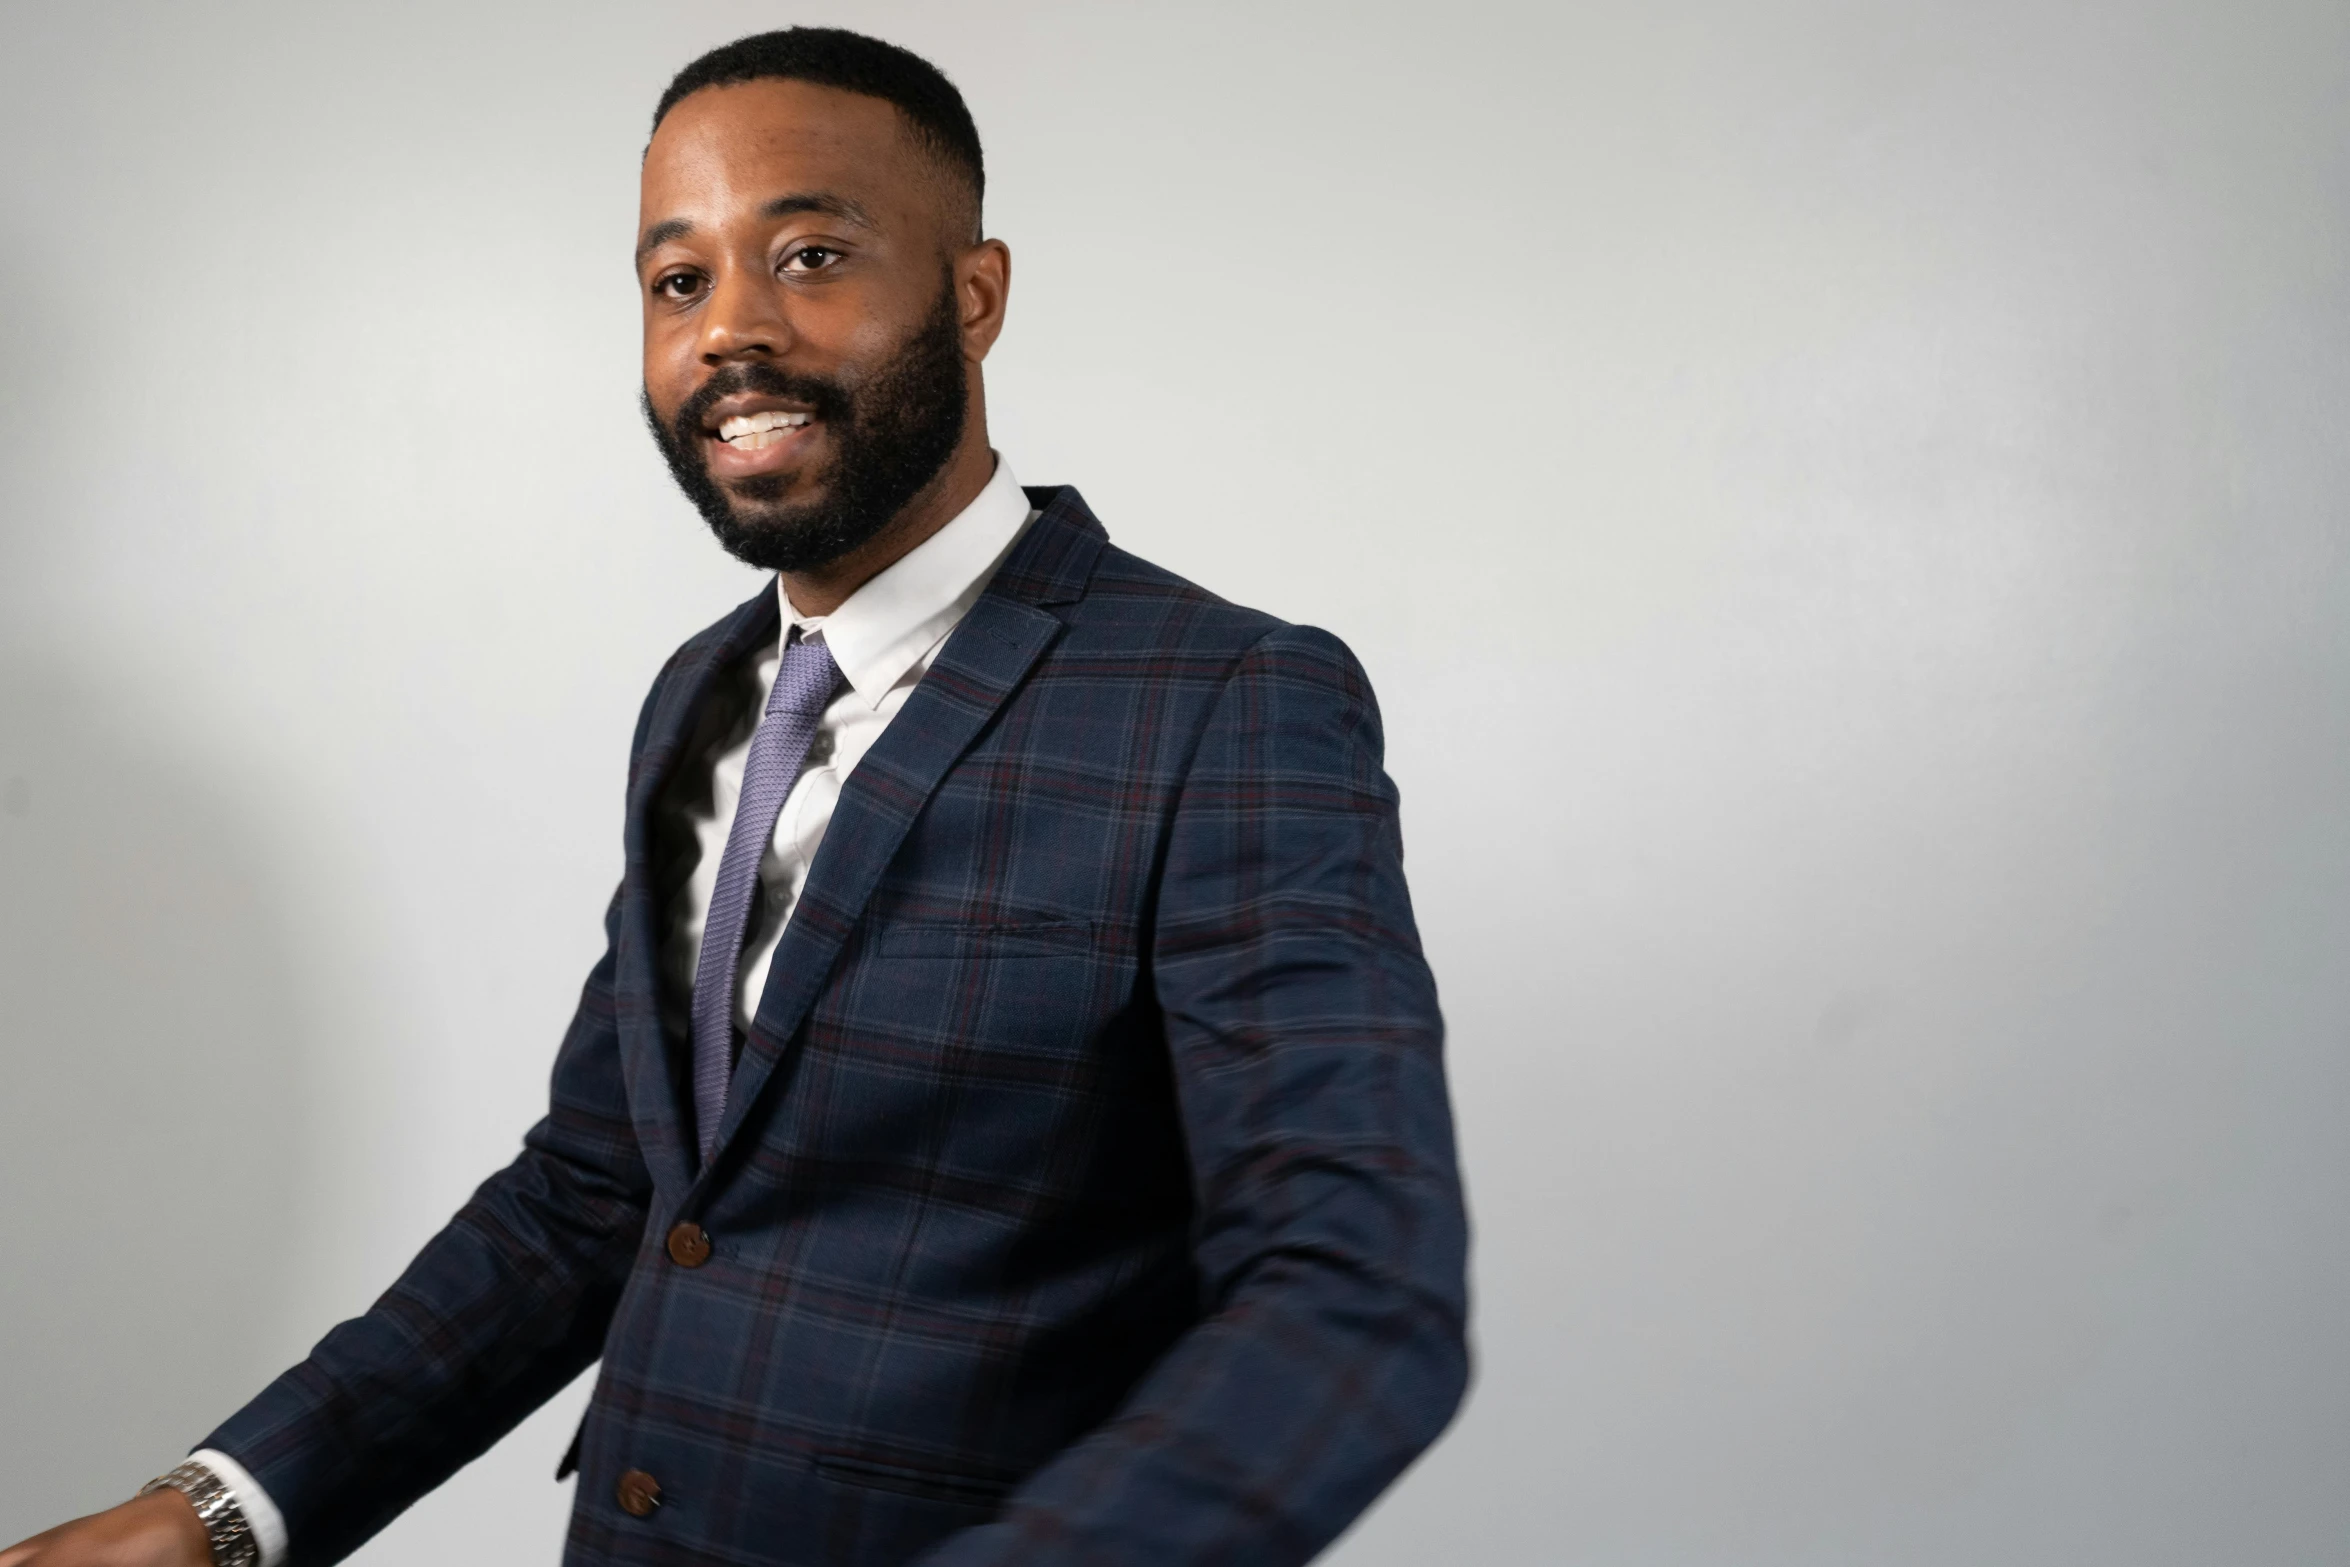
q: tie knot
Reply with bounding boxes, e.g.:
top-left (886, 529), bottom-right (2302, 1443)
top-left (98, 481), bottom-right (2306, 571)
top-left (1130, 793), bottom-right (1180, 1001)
top-left (768, 633), bottom-right (842, 720)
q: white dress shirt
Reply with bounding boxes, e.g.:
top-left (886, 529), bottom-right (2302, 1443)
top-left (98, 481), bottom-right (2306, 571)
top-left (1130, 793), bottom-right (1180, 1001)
top-left (199, 456), bottom-right (1036, 1567)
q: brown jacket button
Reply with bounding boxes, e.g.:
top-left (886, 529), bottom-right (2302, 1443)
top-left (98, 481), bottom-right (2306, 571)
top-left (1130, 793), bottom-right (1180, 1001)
top-left (615, 1468), bottom-right (662, 1517)
top-left (665, 1221), bottom-right (712, 1268)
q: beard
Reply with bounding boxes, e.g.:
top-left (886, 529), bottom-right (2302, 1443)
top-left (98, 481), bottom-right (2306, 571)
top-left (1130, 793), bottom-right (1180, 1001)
top-left (644, 278), bottom-right (970, 574)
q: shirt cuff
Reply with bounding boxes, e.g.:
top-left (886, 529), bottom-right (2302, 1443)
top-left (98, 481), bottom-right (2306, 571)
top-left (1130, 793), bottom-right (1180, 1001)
top-left (188, 1448), bottom-right (288, 1567)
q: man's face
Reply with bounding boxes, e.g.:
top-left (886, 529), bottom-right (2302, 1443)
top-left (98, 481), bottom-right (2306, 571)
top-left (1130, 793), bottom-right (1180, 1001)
top-left (637, 80), bottom-right (978, 572)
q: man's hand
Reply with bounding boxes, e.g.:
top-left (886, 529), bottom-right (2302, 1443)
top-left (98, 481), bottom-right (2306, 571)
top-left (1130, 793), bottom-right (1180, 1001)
top-left (0, 1491), bottom-right (211, 1567)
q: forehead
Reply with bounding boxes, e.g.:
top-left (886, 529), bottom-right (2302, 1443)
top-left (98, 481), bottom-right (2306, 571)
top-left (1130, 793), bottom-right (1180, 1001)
top-left (641, 79), bottom-right (927, 219)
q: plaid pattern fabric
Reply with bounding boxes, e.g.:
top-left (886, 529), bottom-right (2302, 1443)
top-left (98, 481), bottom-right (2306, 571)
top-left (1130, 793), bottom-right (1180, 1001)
top-left (203, 488), bottom-right (1469, 1567)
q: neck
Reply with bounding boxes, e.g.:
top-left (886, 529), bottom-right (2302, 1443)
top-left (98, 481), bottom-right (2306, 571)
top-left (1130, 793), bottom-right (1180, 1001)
top-left (779, 425), bottom-right (996, 618)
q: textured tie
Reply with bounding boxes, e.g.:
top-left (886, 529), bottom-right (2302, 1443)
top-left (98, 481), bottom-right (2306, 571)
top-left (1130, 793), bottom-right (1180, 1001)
top-left (691, 631), bottom-right (842, 1159)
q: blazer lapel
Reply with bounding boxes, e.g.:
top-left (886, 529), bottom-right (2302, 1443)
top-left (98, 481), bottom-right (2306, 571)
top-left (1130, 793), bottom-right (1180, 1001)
top-left (702, 492), bottom-right (1106, 1168)
top-left (616, 584), bottom-right (780, 1194)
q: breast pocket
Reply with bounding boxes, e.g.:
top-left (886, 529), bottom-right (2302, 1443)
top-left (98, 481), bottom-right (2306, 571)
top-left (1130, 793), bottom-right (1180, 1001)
top-left (873, 918), bottom-right (1097, 960)
top-left (836, 918), bottom-right (1111, 1070)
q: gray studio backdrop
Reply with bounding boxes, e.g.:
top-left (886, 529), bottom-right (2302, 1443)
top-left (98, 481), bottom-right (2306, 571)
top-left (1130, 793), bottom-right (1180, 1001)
top-left (4, 2), bottom-right (2347, 1563)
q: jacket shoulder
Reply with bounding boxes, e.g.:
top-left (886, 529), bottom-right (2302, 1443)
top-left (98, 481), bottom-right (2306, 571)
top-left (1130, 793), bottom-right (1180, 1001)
top-left (1069, 541), bottom-right (1290, 657)
top-left (1016, 484), bottom-right (1290, 659)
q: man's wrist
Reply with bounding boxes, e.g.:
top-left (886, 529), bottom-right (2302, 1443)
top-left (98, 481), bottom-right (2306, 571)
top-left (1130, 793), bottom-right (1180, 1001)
top-left (181, 1452), bottom-right (284, 1567)
top-left (137, 1461), bottom-right (257, 1567)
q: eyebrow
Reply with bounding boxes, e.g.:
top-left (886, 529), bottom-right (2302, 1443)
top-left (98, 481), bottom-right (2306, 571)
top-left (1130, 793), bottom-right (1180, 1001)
top-left (763, 191), bottom-right (877, 227)
top-left (634, 191), bottom-right (879, 267)
top-left (634, 218), bottom-right (694, 266)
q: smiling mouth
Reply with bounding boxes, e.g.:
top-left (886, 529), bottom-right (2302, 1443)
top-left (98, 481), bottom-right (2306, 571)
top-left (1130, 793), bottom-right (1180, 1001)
top-left (712, 409), bottom-right (815, 451)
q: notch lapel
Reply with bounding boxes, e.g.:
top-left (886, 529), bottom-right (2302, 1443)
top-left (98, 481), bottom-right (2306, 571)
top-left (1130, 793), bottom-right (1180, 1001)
top-left (702, 593), bottom-right (1064, 1164)
top-left (615, 585), bottom-right (780, 1195)
top-left (701, 493), bottom-right (1107, 1170)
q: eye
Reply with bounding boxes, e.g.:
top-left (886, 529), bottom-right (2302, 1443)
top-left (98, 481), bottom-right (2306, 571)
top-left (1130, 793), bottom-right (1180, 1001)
top-left (652, 270), bottom-right (704, 301)
top-left (781, 246), bottom-right (842, 274)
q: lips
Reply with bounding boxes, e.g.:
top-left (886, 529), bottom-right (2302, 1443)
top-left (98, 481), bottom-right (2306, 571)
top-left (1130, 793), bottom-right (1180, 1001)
top-left (714, 408), bottom-right (813, 450)
top-left (698, 394), bottom-right (824, 478)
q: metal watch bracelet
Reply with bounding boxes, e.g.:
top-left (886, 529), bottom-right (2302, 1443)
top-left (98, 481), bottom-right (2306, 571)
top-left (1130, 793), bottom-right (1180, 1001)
top-left (139, 1460), bottom-right (260, 1567)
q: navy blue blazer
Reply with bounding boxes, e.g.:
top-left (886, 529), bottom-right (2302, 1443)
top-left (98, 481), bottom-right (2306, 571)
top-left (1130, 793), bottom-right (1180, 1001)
top-left (205, 488), bottom-right (1469, 1566)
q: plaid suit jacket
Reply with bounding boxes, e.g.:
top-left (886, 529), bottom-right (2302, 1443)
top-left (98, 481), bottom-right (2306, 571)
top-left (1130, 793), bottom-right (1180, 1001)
top-left (204, 487), bottom-right (1469, 1566)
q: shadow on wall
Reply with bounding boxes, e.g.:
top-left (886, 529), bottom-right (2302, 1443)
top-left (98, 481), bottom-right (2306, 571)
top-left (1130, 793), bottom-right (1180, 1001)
top-left (0, 656), bottom-right (310, 1539)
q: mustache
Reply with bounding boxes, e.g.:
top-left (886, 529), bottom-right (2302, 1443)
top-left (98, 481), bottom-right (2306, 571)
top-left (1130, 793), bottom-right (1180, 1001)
top-left (668, 362), bottom-right (854, 447)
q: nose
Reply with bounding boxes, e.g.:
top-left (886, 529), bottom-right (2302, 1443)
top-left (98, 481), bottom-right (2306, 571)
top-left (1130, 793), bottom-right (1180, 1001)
top-left (698, 263), bottom-right (792, 366)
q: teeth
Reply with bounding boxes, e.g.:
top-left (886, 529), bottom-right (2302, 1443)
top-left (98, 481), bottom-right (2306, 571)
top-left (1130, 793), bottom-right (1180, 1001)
top-left (717, 410), bottom-right (814, 444)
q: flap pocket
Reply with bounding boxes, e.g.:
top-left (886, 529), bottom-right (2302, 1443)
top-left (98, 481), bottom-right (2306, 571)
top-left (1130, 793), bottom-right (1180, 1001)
top-left (811, 1450), bottom-right (1014, 1507)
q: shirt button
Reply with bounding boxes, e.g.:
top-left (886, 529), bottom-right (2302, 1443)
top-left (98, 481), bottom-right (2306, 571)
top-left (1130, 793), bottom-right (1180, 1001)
top-left (615, 1468), bottom-right (662, 1517)
top-left (665, 1221), bottom-right (712, 1268)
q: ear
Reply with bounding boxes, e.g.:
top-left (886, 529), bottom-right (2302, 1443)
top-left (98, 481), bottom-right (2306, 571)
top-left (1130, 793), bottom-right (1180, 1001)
top-left (955, 238), bottom-right (1011, 361)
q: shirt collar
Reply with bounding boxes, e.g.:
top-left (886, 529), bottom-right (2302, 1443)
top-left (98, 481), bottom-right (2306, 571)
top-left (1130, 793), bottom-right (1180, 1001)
top-left (779, 454), bottom-right (1035, 709)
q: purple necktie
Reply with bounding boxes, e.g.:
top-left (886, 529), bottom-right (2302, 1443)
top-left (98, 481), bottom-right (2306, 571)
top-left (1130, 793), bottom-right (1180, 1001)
top-left (691, 631), bottom-right (842, 1159)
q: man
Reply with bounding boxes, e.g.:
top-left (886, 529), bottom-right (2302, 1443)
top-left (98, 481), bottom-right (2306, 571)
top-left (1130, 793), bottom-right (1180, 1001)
top-left (4, 27), bottom-right (1467, 1567)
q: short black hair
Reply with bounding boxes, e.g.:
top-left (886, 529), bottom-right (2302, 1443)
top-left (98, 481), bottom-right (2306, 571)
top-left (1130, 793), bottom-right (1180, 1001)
top-left (653, 28), bottom-right (984, 233)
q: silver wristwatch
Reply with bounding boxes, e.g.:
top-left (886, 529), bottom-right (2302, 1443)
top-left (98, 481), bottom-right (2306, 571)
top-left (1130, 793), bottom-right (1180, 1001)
top-left (139, 1460), bottom-right (259, 1567)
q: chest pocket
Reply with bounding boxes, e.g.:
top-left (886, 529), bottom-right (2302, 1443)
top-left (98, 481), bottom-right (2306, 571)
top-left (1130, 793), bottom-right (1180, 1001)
top-left (872, 918), bottom-right (1097, 960)
top-left (840, 918), bottom-right (1107, 1067)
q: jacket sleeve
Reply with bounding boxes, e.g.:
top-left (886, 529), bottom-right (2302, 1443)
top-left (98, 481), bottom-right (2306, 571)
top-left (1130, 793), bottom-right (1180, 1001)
top-left (195, 678), bottom-right (672, 1566)
top-left (922, 624), bottom-right (1472, 1567)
